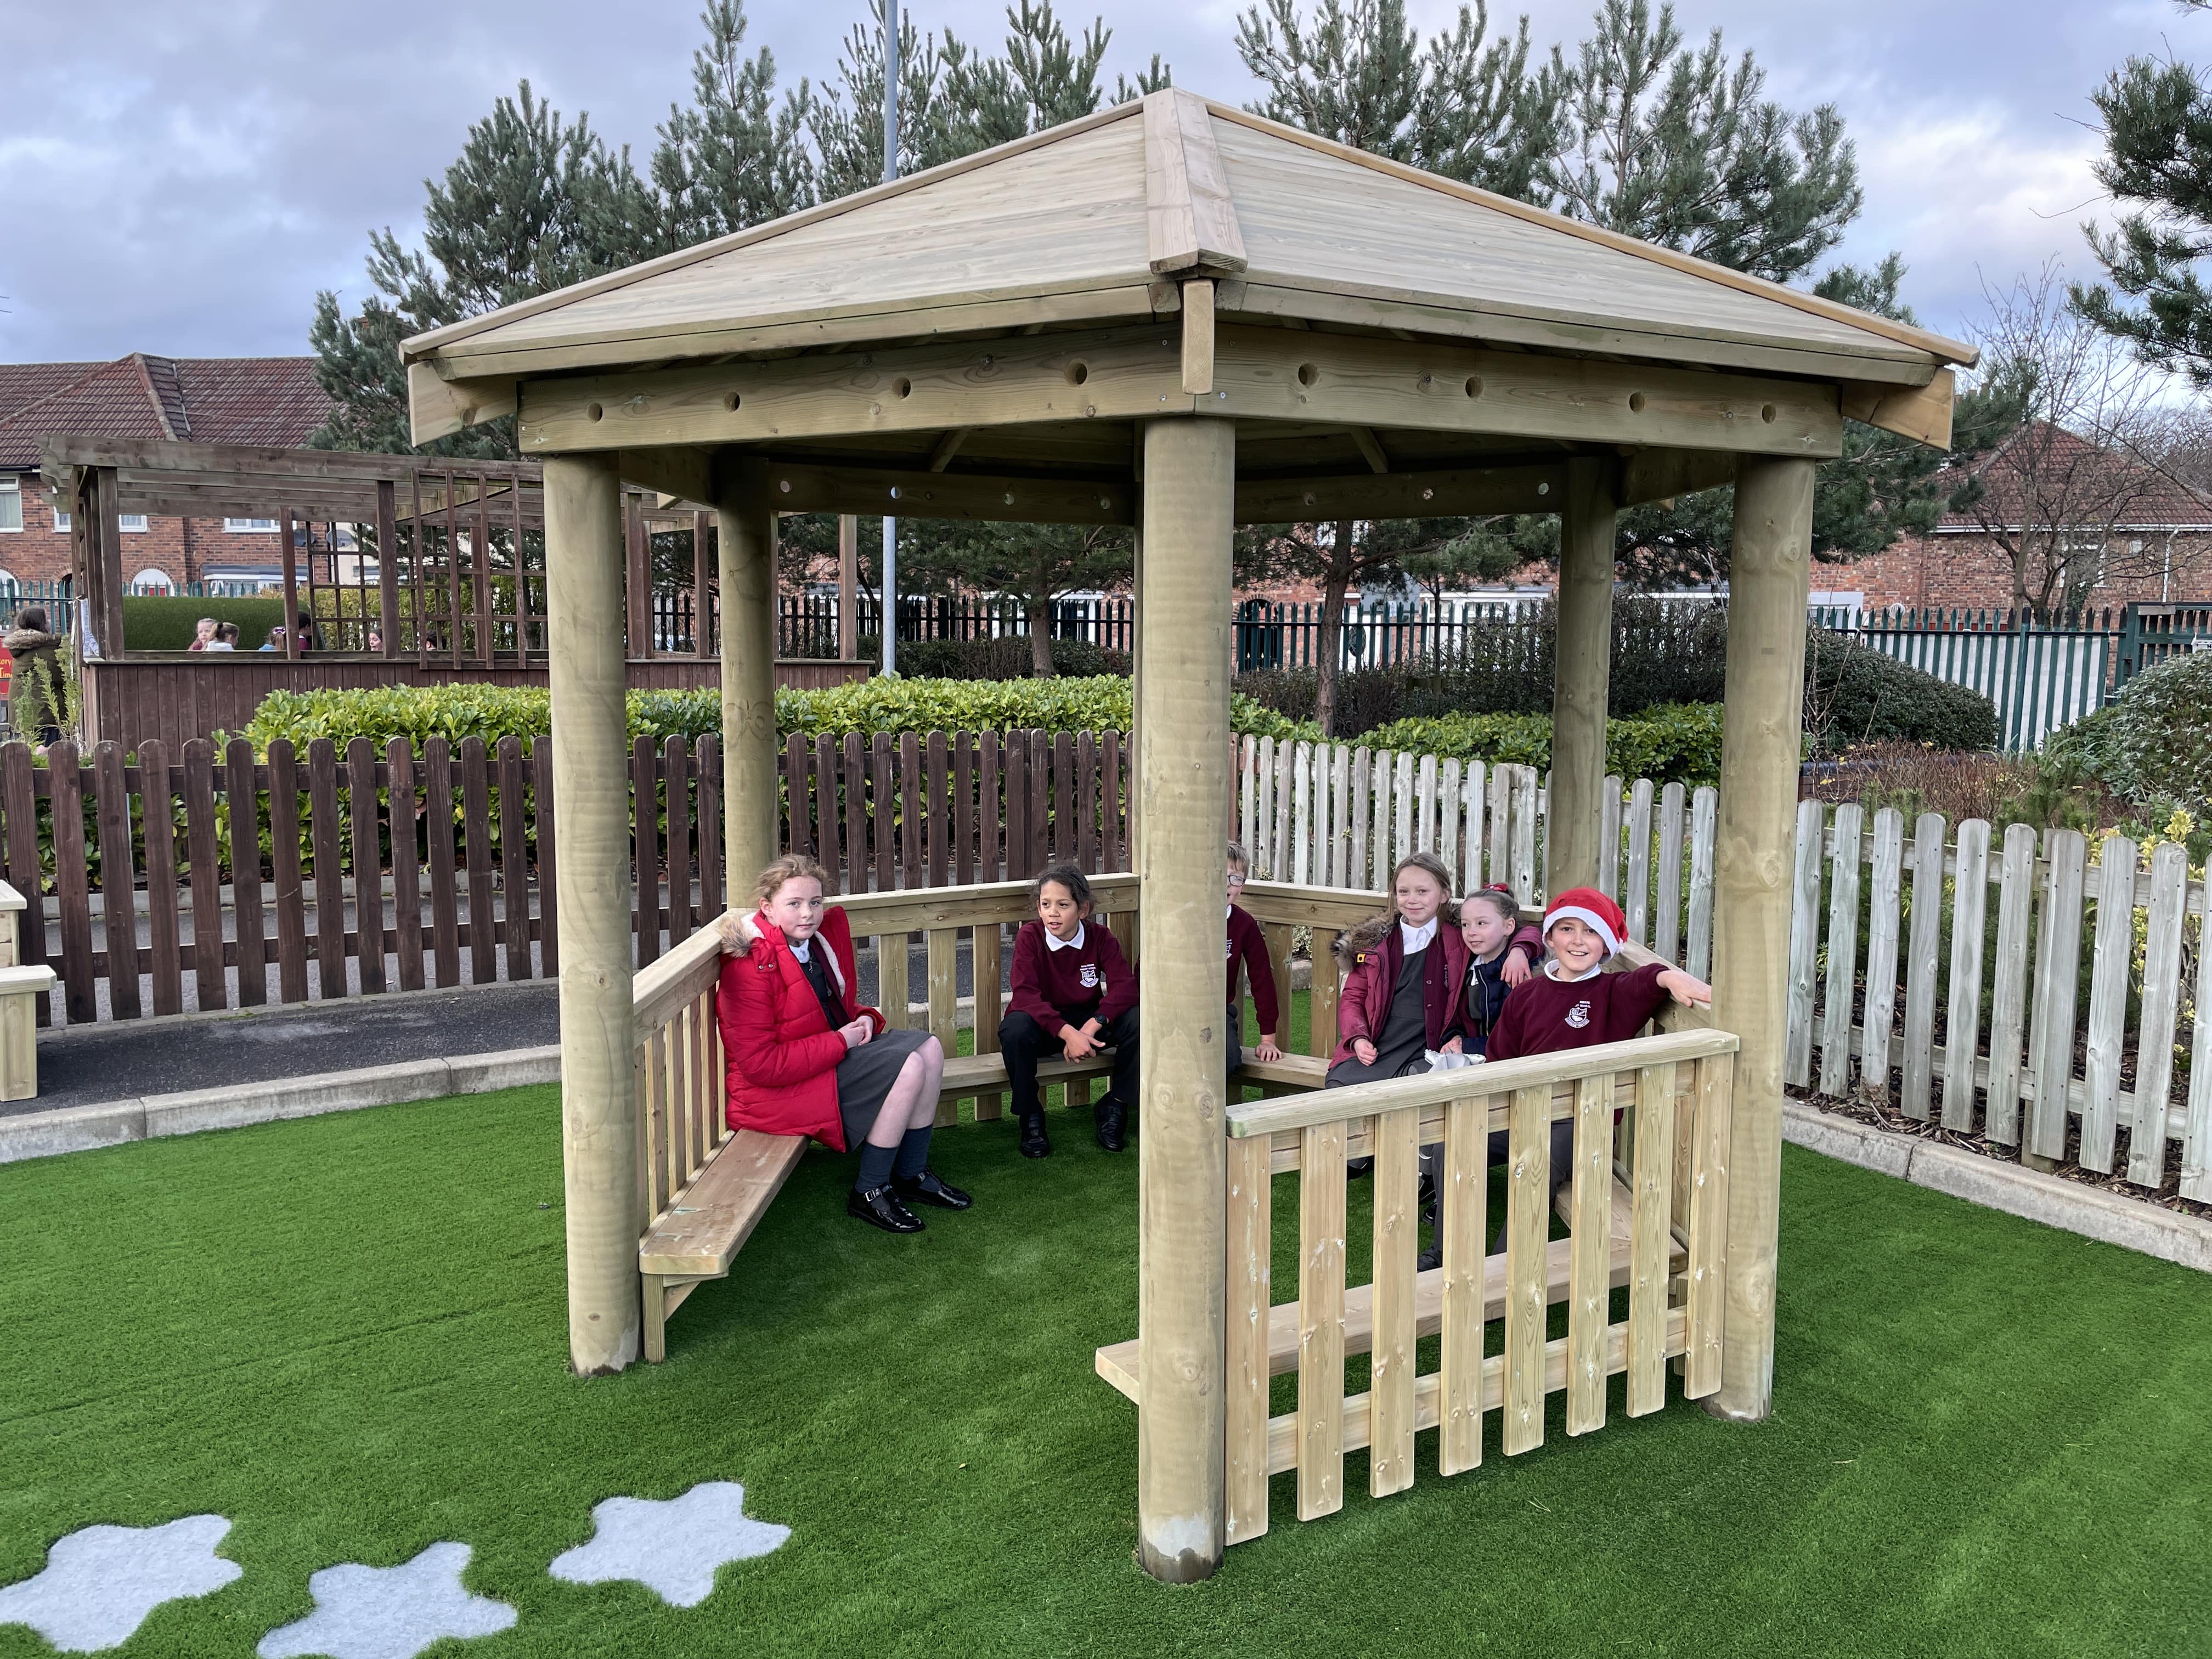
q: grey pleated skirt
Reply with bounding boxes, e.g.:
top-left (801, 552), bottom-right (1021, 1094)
top-left (835, 1026), bottom-right (938, 1148)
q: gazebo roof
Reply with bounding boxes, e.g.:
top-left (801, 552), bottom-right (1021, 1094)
top-left (405, 91), bottom-right (1972, 399)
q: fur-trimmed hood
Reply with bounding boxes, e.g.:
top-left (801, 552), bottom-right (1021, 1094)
top-left (1333, 911), bottom-right (1399, 969)
top-left (719, 907), bottom-right (854, 1000)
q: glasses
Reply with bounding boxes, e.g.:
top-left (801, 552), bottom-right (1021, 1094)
top-left (1226, 873), bottom-right (1248, 886)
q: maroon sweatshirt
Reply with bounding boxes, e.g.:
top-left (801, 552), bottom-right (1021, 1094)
top-left (1226, 904), bottom-right (1281, 1035)
top-left (1485, 961), bottom-right (1673, 1063)
top-left (1009, 918), bottom-right (1139, 1031)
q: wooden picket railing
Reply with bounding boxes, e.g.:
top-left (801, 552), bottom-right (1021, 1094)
top-left (1780, 799), bottom-right (2212, 1199)
top-left (1089, 990), bottom-right (1737, 1542)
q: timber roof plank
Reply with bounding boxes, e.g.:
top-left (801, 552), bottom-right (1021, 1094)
top-left (408, 90), bottom-right (1973, 432)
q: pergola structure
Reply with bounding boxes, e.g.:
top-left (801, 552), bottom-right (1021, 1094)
top-left (403, 90), bottom-right (1973, 1581)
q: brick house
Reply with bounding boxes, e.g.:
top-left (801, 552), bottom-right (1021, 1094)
top-left (0, 354), bottom-right (330, 590)
top-left (1828, 422), bottom-right (2212, 613)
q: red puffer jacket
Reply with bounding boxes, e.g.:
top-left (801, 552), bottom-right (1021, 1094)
top-left (716, 905), bottom-right (887, 1150)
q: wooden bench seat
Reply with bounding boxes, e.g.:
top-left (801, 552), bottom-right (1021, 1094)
top-left (640, 1044), bottom-right (1333, 1362)
top-left (1094, 1177), bottom-right (1678, 1402)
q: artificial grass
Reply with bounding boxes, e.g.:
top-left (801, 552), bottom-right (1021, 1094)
top-left (3, 1069), bottom-right (2210, 1656)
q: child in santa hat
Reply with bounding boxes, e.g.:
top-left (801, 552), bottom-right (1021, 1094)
top-left (1418, 886), bottom-right (1709, 1270)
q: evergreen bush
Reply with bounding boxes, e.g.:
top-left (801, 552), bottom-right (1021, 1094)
top-left (1803, 631), bottom-right (1999, 755)
top-left (1352, 702), bottom-right (1726, 784)
top-left (2046, 650), bottom-right (2212, 814)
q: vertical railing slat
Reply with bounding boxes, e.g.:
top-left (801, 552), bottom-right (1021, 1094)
top-left (2080, 835), bottom-right (2138, 1173)
top-left (1295, 1119), bottom-right (1347, 1520)
top-left (1941, 819), bottom-right (1992, 1131)
top-left (2129, 843), bottom-right (2189, 1187)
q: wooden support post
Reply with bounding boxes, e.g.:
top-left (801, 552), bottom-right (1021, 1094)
top-left (692, 510), bottom-right (714, 661)
top-left (544, 452), bottom-right (642, 1375)
top-left (625, 492), bottom-right (652, 657)
top-left (279, 506), bottom-right (299, 661)
top-left (1135, 414), bottom-right (1233, 1583)
top-left (1549, 456), bottom-right (1615, 893)
top-left (838, 514), bottom-right (860, 661)
top-left (719, 458), bottom-right (780, 890)
top-left (1705, 454), bottom-right (1814, 1424)
top-left (375, 479), bottom-right (402, 659)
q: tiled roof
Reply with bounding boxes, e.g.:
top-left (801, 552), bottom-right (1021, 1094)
top-left (0, 354), bottom-right (330, 470)
top-left (0, 362), bottom-right (106, 422)
top-left (1938, 421), bottom-right (2212, 532)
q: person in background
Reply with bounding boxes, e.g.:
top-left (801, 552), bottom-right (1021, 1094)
top-left (1452, 885), bottom-right (1543, 1059)
top-left (257, 627), bottom-right (286, 653)
top-left (366, 628), bottom-right (384, 653)
top-left (4, 608), bottom-right (67, 748)
top-left (187, 617), bottom-right (218, 652)
top-left (292, 612), bottom-right (318, 653)
top-left (204, 623), bottom-right (239, 652)
top-left (718, 854), bottom-right (966, 1235)
top-left (1223, 842), bottom-right (1282, 1077)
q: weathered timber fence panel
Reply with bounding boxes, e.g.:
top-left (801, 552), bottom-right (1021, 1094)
top-left (7, 727), bottom-right (1132, 1027)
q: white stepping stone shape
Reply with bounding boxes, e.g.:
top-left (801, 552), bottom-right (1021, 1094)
top-left (0, 1513), bottom-right (242, 1653)
top-left (549, 1482), bottom-right (790, 1607)
top-left (257, 1542), bottom-right (515, 1659)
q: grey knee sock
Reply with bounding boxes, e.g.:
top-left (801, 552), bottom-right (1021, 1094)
top-left (856, 1142), bottom-right (898, 1192)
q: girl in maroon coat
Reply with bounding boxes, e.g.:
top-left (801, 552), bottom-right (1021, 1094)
top-left (1000, 864), bottom-right (1140, 1158)
top-left (719, 855), bottom-right (970, 1235)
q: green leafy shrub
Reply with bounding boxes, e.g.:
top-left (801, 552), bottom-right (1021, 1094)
top-left (121, 596), bottom-right (289, 652)
top-left (2047, 650), bottom-right (2212, 815)
top-left (1803, 631), bottom-right (1998, 755)
top-left (244, 676), bottom-right (1310, 753)
top-left (1352, 702), bottom-right (1726, 784)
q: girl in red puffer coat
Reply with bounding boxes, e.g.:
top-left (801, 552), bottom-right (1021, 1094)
top-left (718, 854), bottom-right (972, 1235)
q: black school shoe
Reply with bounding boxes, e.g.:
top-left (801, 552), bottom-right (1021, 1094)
top-left (1094, 1096), bottom-right (1130, 1153)
top-left (1018, 1113), bottom-right (1051, 1158)
top-left (848, 1183), bottom-right (924, 1233)
top-left (894, 1169), bottom-right (973, 1210)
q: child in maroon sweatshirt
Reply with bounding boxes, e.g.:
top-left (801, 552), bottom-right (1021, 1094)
top-left (1419, 887), bottom-right (1710, 1268)
top-left (1001, 863), bottom-right (1140, 1158)
top-left (1224, 842), bottom-right (1282, 1079)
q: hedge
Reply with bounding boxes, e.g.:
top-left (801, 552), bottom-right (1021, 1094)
top-left (1803, 631), bottom-right (1999, 755)
top-left (2047, 649), bottom-right (2212, 814)
top-left (241, 676), bottom-right (1314, 754)
top-left (1351, 703), bottom-right (1726, 785)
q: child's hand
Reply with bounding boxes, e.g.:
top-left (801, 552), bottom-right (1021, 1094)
top-left (1352, 1037), bottom-right (1378, 1066)
top-left (1256, 1034), bottom-right (1283, 1063)
top-left (1659, 968), bottom-right (1712, 1008)
top-left (1438, 1035), bottom-right (1463, 1055)
top-left (1501, 948), bottom-right (1533, 988)
top-left (839, 1018), bottom-right (872, 1049)
top-left (1062, 1024), bottom-right (1099, 1061)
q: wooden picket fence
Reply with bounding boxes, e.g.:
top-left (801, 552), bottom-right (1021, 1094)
top-left (1779, 799), bottom-right (2211, 1200)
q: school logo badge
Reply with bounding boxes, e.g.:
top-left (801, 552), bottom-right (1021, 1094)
top-left (1565, 999), bottom-right (1592, 1030)
top-left (1226, 937), bottom-right (1235, 958)
top-left (1079, 963), bottom-right (1099, 988)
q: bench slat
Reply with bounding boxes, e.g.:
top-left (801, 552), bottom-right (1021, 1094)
top-left (640, 1129), bottom-right (809, 1276)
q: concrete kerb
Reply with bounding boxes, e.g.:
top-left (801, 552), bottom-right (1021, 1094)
top-left (1784, 1101), bottom-right (2212, 1274)
top-left (0, 1044), bottom-right (562, 1165)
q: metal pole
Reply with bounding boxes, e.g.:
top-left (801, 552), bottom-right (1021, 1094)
top-left (881, 0), bottom-right (900, 677)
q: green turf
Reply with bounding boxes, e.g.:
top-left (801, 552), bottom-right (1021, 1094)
top-left (3, 1055), bottom-right (2209, 1657)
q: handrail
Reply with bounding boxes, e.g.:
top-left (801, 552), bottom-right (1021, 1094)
top-left (633, 922), bottom-right (726, 1036)
top-left (1224, 1026), bottom-right (1737, 1139)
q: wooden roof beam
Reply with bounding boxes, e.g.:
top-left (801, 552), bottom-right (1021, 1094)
top-left (1347, 426), bottom-right (1390, 473)
top-left (1144, 89), bottom-right (1246, 277)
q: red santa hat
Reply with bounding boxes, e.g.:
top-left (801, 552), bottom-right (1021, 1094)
top-left (1543, 887), bottom-right (1626, 958)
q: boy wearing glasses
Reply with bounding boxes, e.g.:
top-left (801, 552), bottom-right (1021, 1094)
top-left (1224, 843), bottom-right (1283, 1076)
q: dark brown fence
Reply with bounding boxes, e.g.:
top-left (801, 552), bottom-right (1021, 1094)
top-left (10, 729), bottom-right (1126, 1027)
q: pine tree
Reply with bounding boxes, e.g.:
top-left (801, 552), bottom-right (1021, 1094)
top-left (1235, 0), bottom-right (1560, 198)
top-left (2074, 4), bottom-right (2212, 387)
top-left (1544, 0), bottom-right (1860, 284)
top-left (652, 0), bottom-right (817, 249)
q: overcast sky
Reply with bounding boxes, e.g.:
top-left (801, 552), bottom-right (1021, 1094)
top-left (0, 0), bottom-right (2197, 366)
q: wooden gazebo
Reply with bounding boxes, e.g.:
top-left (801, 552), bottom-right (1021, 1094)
top-left (403, 90), bottom-right (1972, 1581)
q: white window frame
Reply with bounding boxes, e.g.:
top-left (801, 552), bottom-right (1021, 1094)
top-left (117, 514), bottom-right (149, 533)
top-left (129, 567), bottom-right (176, 595)
top-left (50, 503), bottom-right (71, 533)
top-left (0, 478), bottom-right (20, 534)
top-left (223, 517), bottom-right (279, 533)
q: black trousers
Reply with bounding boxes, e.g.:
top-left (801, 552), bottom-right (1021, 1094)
top-left (998, 1007), bottom-right (1140, 1119)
